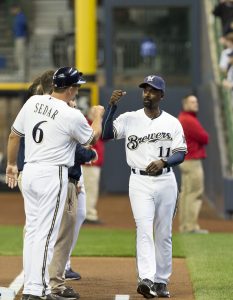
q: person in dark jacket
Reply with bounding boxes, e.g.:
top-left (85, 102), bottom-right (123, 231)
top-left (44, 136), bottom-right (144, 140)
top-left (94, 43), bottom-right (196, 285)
top-left (82, 107), bottom-right (105, 224)
top-left (178, 94), bottom-right (209, 234)
top-left (48, 97), bottom-right (98, 299)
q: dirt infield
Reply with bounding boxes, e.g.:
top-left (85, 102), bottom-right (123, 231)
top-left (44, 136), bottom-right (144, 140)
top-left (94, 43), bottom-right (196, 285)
top-left (4, 257), bottom-right (192, 300)
top-left (1, 191), bottom-right (232, 299)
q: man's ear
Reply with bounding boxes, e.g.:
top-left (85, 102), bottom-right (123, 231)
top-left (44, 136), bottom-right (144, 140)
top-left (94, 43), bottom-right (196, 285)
top-left (161, 91), bottom-right (164, 99)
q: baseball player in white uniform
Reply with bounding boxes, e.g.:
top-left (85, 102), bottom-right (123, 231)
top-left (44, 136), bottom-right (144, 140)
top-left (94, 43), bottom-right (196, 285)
top-left (102, 75), bottom-right (187, 298)
top-left (6, 67), bottom-right (104, 300)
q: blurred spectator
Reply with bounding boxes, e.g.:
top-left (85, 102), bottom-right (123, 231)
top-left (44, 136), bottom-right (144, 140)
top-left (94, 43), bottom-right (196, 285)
top-left (219, 33), bottom-right (233, 73)
top-left (82, 107), bottom-right (105, 224)
top-left (222, 50), bottom-right (233, 90)
top-left (0, 152), bottom-right (4, 173)
top-left (178, 95), bottom-right (209, 234)
top-left (140, 37), bottom-right (157, 68)
top-left (10, 3), bottom-right (28, 80)
top-left (213, 0), bottom-right (233, 35)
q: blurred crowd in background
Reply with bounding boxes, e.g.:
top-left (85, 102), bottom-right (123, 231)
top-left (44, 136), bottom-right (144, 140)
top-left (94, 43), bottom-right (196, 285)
top-left (0, 0), bottom-right (190, 85)
top-left (213, 0), bottom-right (233, 92)
top-left (1, 0), bottom-right (233, 194)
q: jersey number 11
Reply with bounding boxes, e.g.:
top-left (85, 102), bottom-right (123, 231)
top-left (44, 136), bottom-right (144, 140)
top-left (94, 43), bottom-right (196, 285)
top-left (158, 146), bottom-right (171, 157)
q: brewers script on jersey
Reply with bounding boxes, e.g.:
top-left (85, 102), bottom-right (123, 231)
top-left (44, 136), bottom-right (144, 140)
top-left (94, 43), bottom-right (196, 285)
top-left (113, 108), bottom-right (187, 284)
top-left (11, 94), bottom-right (93, 297)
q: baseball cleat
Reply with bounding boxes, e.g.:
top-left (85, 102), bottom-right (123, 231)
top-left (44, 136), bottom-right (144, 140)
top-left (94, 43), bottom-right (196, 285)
top-left (54, 286), bottom-right (80, 299)
top-left (154, 283), bottom-right (170, 298)
top-left (28, 294), bottom-right (67, 300)
top-left (83, 219), bottom-right (103, 225)
top-left (137, 278), bottom-right (157, 298)
top-left (21, 294), bottom-right (30, 300)
top-left (65, 268), bottom-right (81, 280)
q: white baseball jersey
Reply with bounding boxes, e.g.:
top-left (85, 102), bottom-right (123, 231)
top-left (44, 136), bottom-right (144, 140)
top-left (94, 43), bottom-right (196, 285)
top-left (113, 109), bottom-right (187, 169)
top-left (12, 95), bottom-right (94, 167)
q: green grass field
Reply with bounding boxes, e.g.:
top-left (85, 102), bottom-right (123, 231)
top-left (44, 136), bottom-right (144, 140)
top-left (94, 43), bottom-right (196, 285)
top-left (0, 226), bottom-right (233, 299)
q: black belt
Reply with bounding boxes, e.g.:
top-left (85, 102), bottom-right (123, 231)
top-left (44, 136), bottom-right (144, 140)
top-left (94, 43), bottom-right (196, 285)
top-left (131, 167), bottom-right (170, 177)
top-left (69, 177), bottom-right (78, 185)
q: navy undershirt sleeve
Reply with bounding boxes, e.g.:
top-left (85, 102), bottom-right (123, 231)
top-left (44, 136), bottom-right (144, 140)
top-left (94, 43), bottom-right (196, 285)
top-left (17, 137), bottom-right (25, 171)
top-left (74, 143), bottom-right (96, 165)
top-left (102, 104), bottom-right (117, 140)
top-left (166, 151), bottom-right (186, 167)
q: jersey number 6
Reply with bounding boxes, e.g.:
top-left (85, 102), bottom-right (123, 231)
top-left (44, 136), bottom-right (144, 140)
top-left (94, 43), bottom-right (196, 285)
top-left (32, 121), bottom-right (48, 143)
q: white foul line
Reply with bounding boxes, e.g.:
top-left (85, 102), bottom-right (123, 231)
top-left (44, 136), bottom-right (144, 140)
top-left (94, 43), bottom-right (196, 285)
top-left (115, 295), bottom-right (130, 300)
top-left (0, 270), bottom-right (24, 300)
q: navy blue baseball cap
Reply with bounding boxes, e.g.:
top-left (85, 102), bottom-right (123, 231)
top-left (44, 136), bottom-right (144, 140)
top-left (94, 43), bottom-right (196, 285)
top-left (139, 75), bottom-right (165, 93)
top-left (53, 67), bottom-right (86, 88)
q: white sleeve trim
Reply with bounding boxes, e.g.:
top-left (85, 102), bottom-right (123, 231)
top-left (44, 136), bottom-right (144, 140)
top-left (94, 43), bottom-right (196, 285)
top-left (82, 130), bottom-right (95, 146)
top-left (11, 126), bottom-right (24, 137)
top-left (113, 126), bottom-right (118, 139)
top-left (172, 147), bottom-right (188, 154)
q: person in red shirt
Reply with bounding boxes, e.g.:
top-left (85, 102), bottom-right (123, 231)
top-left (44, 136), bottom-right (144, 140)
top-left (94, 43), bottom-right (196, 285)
top-left (82, 107), bottom-right (105, 224)
top-left (178, 94), bottom-right (209, 233)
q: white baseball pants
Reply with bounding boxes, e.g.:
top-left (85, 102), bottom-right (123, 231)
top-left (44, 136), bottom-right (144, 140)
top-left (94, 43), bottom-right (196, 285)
top-left (22, 163), bottom-right (68, 296)
top-left (129, 171), bottom-right (178, 284)
top-left (65, 174), bottom-right (86, 271)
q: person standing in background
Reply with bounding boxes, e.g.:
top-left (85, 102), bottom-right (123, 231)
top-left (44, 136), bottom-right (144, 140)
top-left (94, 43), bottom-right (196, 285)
top-left (178, 94), bottom-right (209, 234)
top-left (10, 3), bottom-right (28, 80)
top-left (213, 0), bottom-right (233, 35)
top-left (82, 107), bottom-right (105, 224)
top-left (140, 37), bottom-right (157, 68)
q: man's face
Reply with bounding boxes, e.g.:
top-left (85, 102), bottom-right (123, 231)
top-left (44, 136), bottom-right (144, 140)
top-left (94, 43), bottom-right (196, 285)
top-left (184, 96), bottom-right (199, 113)
top-left (142, 85), bottom-right (163, 109)
top-left (11, 6), bottom-right (19, 15)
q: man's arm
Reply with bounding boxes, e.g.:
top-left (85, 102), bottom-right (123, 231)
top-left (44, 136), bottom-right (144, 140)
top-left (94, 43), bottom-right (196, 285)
top-left (102, 90), bottom-right (126, 140)
top-left (74, 143), bottom-right (97, 165)
top-left (102, 104), bottom-right (117, 140)
top-left (183, 119), bottom-right (209, 145)
top-left (146, 151), bottom-right (186, 173)
top-left (6, 131), bottom-right (21, 188)
top-left (89, 105), bottom-right (105, 145)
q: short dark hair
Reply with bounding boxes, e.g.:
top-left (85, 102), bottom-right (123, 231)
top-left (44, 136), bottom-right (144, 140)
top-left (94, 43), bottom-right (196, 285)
top-left (27, 77), bottom-right (42, 99)
top-left (53, 86), bottom-right (69, 93)
top-left (26, 70), bottom-right (54, 101)
top-left (182, 94), bottom-right (197, 106)
top-left (40, 70), bottom-right (54, 94)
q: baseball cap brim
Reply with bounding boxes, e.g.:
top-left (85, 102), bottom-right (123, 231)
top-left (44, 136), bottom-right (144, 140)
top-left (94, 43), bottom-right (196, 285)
top-left (73, 73), bottom-right (86, 85)
top-left (139, 82), bottom-right (162, 91)
top-left (77, 78), bottom-right (86, 84)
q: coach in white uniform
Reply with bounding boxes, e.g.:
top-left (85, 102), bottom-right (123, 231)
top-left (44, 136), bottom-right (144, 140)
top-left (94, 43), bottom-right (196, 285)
top-left (102, 75), bottom-right (187, 298)
top-left (6, 67), bottom-right (104, 300)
